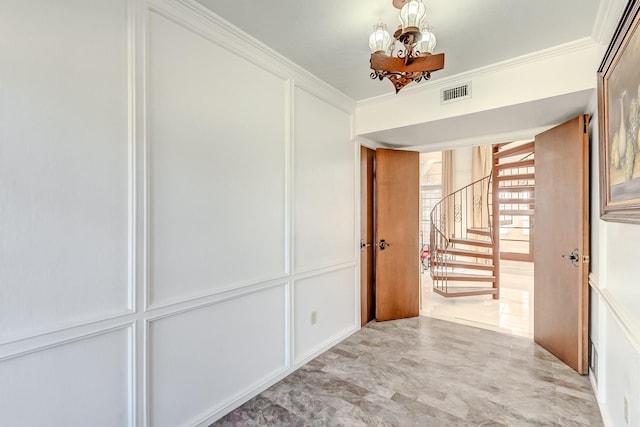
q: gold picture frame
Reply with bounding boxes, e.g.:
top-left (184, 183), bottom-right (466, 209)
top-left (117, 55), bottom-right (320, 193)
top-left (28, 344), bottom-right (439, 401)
top-left (598, 0), bottom-right (640, 224)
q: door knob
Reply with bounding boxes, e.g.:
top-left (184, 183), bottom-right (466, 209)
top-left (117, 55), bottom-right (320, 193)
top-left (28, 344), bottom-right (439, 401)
top-left (378, 239), bottom-right (391, 250)
top-left (561, 248), bottom-right (580, 267)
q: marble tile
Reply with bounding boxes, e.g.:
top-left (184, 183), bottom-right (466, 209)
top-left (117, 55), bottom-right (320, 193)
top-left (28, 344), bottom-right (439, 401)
top-left (212, 317), bottom-right (603, 426)
top-left (421, 260), bottom-right (534, 338)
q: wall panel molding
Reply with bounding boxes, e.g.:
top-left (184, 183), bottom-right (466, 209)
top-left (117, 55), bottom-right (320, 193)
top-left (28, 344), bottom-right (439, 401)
top-left (145, 7), bottom-right (288, 308)
top-left (0, 0), bottom-right (134, 347)
top-left (590, 276), bottom-right (640, 353)
top-left (147, 284), bottom-right (288, 427)
top-left (147, 0), bottom-right (355, 112)
top-left (0, 325), bottom-right (134, 427)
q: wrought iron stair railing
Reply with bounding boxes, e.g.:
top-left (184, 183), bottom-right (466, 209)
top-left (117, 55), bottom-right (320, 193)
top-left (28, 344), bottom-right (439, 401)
top-left (429, 174), bottom-right (498, 298)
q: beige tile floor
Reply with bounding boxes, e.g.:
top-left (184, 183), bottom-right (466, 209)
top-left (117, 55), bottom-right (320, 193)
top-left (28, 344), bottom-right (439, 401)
top-left (213, 316), bottom-right (603, 426)
top-left (421, 260), bottom-right (534, 338)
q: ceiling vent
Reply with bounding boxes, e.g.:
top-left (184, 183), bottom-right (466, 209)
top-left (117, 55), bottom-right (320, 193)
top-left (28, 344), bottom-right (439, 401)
top-left (441, 82), bottom-right (471, 104)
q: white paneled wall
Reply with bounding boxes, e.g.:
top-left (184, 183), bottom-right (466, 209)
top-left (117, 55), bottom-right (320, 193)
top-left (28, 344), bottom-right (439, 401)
top-left (588, 104), bottom-right (640, 427)
top-left (0, 327), bottom-right (132, 426)
top-left (148, 285), bottom-right (287, 427)
top-left (0, 0), bottom-right (131, 344)
top-left (294, 87), bottom-right (356, 273)
top-left (0, 0), bottom-right (357, 425)
top-left (147, 10), bottom-right (287, 307)
top-left (294, 268), bottom-right (357, 363)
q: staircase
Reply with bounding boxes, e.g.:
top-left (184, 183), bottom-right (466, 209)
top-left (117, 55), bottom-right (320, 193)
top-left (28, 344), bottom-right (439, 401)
top-left (429, 141), bottom-right (535, 298)
top-left (493, 141), bottom-right (535, 262)
top-left (429, 174), bottom-right (498, 298)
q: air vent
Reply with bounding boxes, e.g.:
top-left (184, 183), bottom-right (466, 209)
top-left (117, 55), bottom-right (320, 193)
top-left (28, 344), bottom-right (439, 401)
top-left (441, 82), bottom-right (471, 104)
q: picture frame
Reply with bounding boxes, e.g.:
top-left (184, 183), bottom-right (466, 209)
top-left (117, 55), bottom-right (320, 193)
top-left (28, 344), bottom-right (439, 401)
top-left (598, 0), bottom-right (640, 224)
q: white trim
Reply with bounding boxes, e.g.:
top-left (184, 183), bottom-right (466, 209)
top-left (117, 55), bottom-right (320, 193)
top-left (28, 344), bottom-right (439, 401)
top-left (0, 321), bottom-right (134, 361)
top-left (354, 140), bottom-right (362, 330)
top-left (285, 79), bottom-right (294, 277)
top-left (292, 261), bottom-right (358, 281)
top-left (358, 136), bottom-right (386, 150)
top-left (146, 281), bottom-right (290, 323)
top-left (591, 0), bottom-right (626, 46)
top-left (190, 365), bottom-right (291, 427)
top-left (146, 0), bottom-right (355, 114)
top-left (293, 326), bottom-right (360, 366)
top-left (192, 325), bottom-right (358, 427)
top-left (589, 276), bottom-right (640, 354)
top-left (358, 37), bottom-right (599, 107)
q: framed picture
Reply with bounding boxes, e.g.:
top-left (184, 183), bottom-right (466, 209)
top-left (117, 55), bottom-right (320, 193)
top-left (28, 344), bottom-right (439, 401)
top-left (598, 0), bottom-right (640, 224)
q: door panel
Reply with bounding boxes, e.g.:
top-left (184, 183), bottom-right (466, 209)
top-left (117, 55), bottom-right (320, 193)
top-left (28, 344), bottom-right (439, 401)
top-left (534, 115), bottom-right (589, 374)
top-left (375, 148), bottom-right (419, 321)
top-left (360, 146), bottom-right (375, 326)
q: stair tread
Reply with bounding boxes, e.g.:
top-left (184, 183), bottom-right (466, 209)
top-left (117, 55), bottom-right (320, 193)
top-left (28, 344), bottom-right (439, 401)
top-left (431, 259), bottom-right (494, 270)
top-left (450, 237), bottom-right (493, 247)
top-left (496, 173), bottom-right (535, 181)
top-left (499, 198), bottom-right (535, 204)
top-left (431, 271), bottom-right (496, 281)
top-left (500, 209), bottom-right (534, 216)
top-left (495, 158), bottom-right (535, 170)
top-left (493, 141), bottom-right (534, 159)
top-left (433, 287), bottom-right (498, 298)
top-left (467, 227), bottom-right (491, 236)
top-left (498, 185), bottom-right (535, 192)
top-left (443, 247), bottom-right (493, 259)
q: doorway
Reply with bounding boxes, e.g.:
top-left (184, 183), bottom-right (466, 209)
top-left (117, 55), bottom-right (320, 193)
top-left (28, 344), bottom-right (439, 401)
top-left (418, 148), bottom-right (535, 338)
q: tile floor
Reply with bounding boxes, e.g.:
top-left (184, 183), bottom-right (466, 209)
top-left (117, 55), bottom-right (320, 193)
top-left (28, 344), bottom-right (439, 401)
top-left (212, 317), bottom-right (602, 426)
top-left (421, 260), bottom-right (534, 338)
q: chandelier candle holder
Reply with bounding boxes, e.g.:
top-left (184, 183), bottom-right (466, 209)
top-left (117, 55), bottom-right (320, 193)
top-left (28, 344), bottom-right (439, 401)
top-left (369, 0), bottom-right (444, 93)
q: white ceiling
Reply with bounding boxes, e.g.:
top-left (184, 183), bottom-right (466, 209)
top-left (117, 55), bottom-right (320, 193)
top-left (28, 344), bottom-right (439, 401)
top-left (193, 0), bottom-right (604, 148)
top-left (194, 0), bottom-right (601, 101)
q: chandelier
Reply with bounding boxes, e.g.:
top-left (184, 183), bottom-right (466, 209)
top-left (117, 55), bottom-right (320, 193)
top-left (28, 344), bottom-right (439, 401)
top-left (369, 0), bottom-right (444, 93)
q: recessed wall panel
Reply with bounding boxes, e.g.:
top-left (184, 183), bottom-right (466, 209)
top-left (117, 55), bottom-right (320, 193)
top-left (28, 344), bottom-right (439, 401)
top-left (149, 285), bottom-right (287, 427)
top-left (147, 12), bottom-right (286, 306)
top-left (605, 312), bottom-right (640, 427)
top-left (605, 222), bottom-right (640, 327)
top-left (0, 327), bottom-right (131, 426)
top-left (0, 0), bottom-right (130, 342)
top-left (294, 268), bottom-right (357, 362)
top-left (294, 88), bottom-right (355, 272)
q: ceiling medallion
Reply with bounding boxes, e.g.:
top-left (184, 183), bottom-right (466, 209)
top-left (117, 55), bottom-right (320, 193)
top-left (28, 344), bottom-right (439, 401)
top-left (369, 0), bottom-right (444, 93)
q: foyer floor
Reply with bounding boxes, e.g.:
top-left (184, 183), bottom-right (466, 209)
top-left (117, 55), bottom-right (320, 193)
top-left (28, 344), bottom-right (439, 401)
top-left (212, 317), bottom-right (602, 426)
top-left (421, 260), bottom-right (534, 338)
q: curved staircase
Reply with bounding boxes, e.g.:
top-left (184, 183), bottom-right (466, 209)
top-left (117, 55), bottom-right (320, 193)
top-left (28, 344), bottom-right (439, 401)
top-left (429, 141), bottom-right (535, 298)
top-left (429, 174), bottom-right (498, 298)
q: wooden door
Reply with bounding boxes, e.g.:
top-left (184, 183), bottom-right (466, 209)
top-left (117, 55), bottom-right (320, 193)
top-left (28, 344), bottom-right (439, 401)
top-left (534, 115), bottom-right (590, 374)
top-left (375, 148), bottom-right (419, 321)
top-left (360, 146), bottom-right (375, 326)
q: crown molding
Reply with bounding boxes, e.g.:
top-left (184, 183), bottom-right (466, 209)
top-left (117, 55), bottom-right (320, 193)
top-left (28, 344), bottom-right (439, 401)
top-left (358, 37), bottom-right (599, 107)
top-left (148, 0), bottom-right (355, 113)
top-left (390, 125), bottom-right (551, 153)
top-left (591, 0), bottom-right (627, 46)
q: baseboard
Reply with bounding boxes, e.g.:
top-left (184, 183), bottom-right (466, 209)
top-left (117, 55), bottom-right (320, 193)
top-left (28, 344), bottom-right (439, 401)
top-left (194, 325), bottom-right (360, 426)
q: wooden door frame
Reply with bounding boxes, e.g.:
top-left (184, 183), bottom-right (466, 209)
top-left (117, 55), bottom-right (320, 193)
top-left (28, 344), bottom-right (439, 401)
top-left (360, 146), bottom-right (375, 326)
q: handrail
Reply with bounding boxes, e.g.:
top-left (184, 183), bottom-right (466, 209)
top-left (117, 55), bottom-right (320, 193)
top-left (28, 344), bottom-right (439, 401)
top-left (429, 173), bottom-right (493, 295)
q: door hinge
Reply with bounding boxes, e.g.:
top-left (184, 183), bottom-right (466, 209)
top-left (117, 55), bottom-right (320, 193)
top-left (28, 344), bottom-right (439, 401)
top-left (583, 114), bottom-right (590, 134)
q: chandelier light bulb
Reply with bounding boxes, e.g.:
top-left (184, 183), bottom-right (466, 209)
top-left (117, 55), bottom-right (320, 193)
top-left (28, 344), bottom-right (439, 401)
top-left (420, 25), bottom-right (437, 55)
top-left (369, 23), bottom-right (393, 54)
top-left (399, 0), bottom-right (426, 33)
